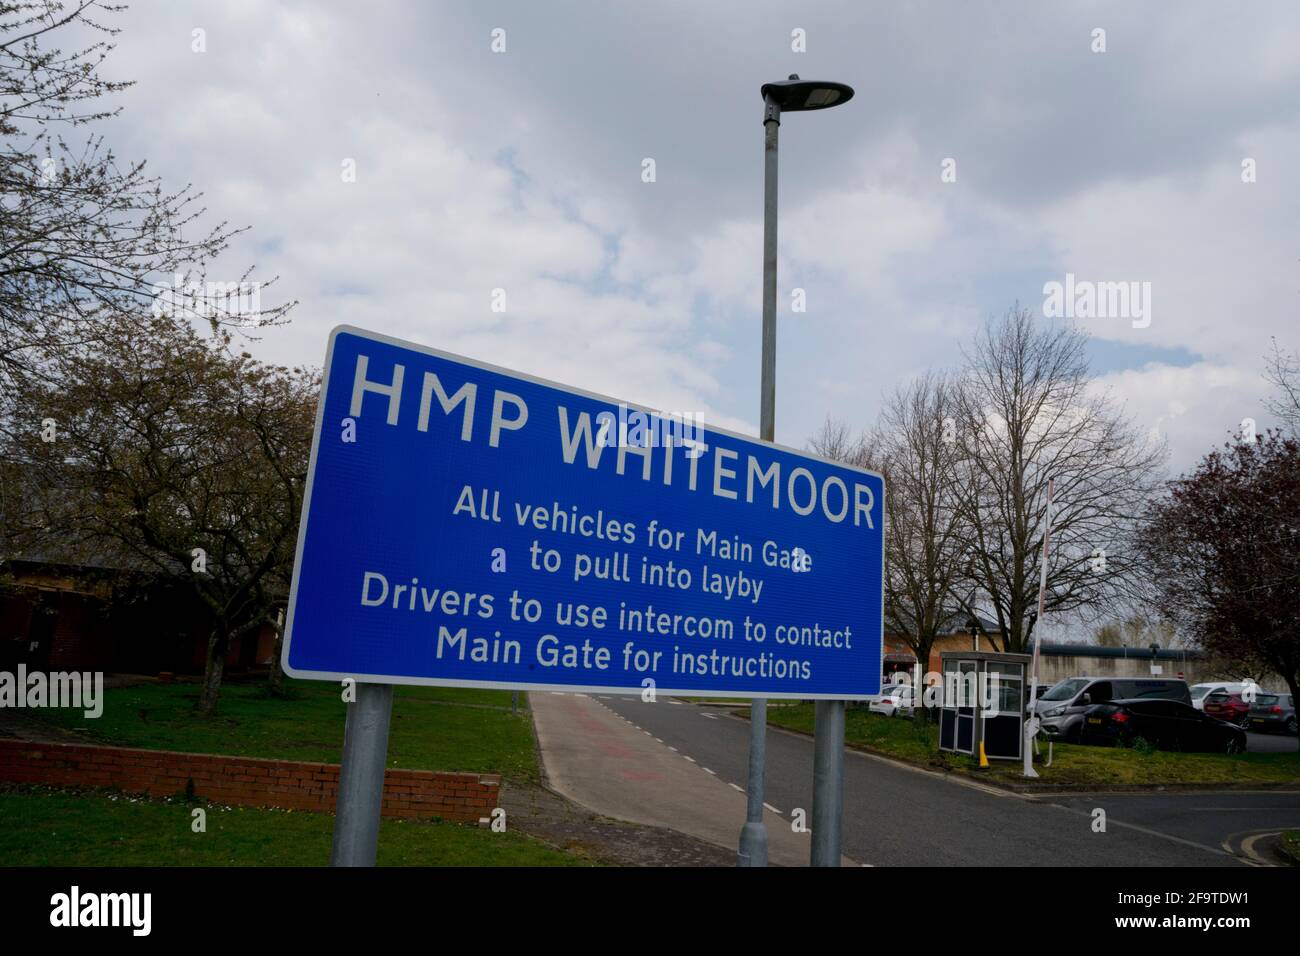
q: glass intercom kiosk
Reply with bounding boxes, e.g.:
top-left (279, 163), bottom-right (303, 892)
top-left (938, 650), bottom-right (1030, 760)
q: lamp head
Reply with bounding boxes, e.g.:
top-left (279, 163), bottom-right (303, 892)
top-left (761, 74), bottom-right (854, 112)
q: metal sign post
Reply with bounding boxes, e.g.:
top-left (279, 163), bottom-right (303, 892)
top-left (738, 697), bottom-right (769, 866)
top-left (810, 699), bottom-right (846, 866)
top-left (330, 681), bottom-right (394, 866)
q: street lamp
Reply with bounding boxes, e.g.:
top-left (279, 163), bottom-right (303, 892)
top-left (738, 73), bottom-right (854, 870)
top-left (759, 76), bottom-right (855, 114)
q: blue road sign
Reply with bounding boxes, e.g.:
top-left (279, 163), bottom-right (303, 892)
top-left (283, 326), bottom-right (884, 698)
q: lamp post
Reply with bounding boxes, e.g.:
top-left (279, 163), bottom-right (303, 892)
top-left (738, 74), bottom-right (854, 869)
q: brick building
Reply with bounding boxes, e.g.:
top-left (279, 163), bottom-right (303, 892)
top-left (882, 610), bottom-right (1001, 679)
top-left (0, 551), bottom-right (276, 675)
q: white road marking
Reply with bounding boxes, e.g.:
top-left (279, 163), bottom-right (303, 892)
top-left (1191, 807), bottom-right (1299, 812)
top-left (1239, 833), bottom-right (1278, 866)
top-left (683, 755), bottom-right (695, 763)
top-left (703, 767), bottom-right (716, 775)
top-left (729, 783), bottom-right (744, 793)
top-left (763, 802), bottom-right (782, 814)
top-left (1045, 804), bottom-right (1241, 861)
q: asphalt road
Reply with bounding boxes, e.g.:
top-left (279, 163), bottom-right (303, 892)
top-left (1246, 729), bottom-right (1299, 753)
top-left (1050, 792), bottom-right (1300, 865)
top-left (592, 695), bottom-right (1297, 866)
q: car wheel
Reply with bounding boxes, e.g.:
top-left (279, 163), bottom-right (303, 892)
top-left (1225, 737), bottom-right (1242, 755)
top-left (1241, 717), bottom-right (1252, 732)
top-left (1065, 722), bottom-right (1082, 744)
top-left (1287, 716), bottom-right (1297, 735)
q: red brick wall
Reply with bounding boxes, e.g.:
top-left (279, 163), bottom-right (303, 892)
top-left (0, 740), bottom-right (499, 822)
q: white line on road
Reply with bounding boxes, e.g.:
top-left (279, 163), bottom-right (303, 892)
top-left (729, 783), bottom-right (744, 792)
top-left (703, 767), bottom-right (716, 775)
top-left (683, 755), bottom-right (695, 763)
top-left (1048, 803), bottom-right (1240, 862)
top-left (1191, 807), bottom-right (1300, 811)
top-left (1239, 833), bottom-right (1279, 866)
top-left (763, 802), bottom-right (782, 814)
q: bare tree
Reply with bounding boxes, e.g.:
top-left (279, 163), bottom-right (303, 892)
top-left (1, 1), bottom-right (293, 399)
top-left (1094, 612), bottom-right (1177, 649)
top-left (807, 416), bottom-right (865, 466)
top-left (951, 306), bottom-right (1166, 653)
top-left (1264, 338), bottom-right (1300, 434)
top-left (809, 380), bottom-right (971, 709)
top-left (870, 372), bottom-right (970, 707)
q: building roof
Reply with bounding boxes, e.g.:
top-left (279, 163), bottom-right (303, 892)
top-left (1026, 641), bottom-right (1203, 662)
top-left (887, 607), bottom-right (1000, 637)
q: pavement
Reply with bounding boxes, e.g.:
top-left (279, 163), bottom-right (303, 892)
top-left (499, 777), bottom-right (737, 866)
top-left (529, 690), bottom-right (855, 866)
top-left (534, 693), bottom-right (1300, 866)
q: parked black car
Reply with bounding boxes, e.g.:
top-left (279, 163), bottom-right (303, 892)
top-left (1079, 698), bottom-right (1247, 754)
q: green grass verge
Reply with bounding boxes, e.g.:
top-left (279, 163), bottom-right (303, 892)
top-left (27, 680), bottom-right (538, 780)
top-left (0, 786), bottom-right (587, 867)
top-left (759, 704), bottom-right (1300, 788)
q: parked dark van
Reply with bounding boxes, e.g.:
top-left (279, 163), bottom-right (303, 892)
top-left (1033, 677), bottom-right (1191, 742)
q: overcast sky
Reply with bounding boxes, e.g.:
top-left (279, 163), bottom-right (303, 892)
top-left (98, 0), bottom-right (1300, 483)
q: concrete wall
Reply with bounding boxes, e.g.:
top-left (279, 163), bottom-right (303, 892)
top-left (1035, 652), bottom-right (1208, 684)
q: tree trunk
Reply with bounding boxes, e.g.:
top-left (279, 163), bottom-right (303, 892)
top-left (198, 629), bottom-right (228, 715)
top-left (267, 617), bottom-right (286, 697)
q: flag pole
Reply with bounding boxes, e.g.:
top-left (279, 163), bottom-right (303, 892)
top-left (1024, 477), bottom-right (1054, 778)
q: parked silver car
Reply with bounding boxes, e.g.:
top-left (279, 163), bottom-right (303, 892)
top-left (1243, 693), bottom-right (1297, 734)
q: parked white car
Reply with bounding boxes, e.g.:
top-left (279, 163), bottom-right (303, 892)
top-left (869, 684), bottom-right (914, 717)
top-left (1190, 682), bottom-right (1250, 711)
top-left (859, 682), bottom-right (902, 708)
